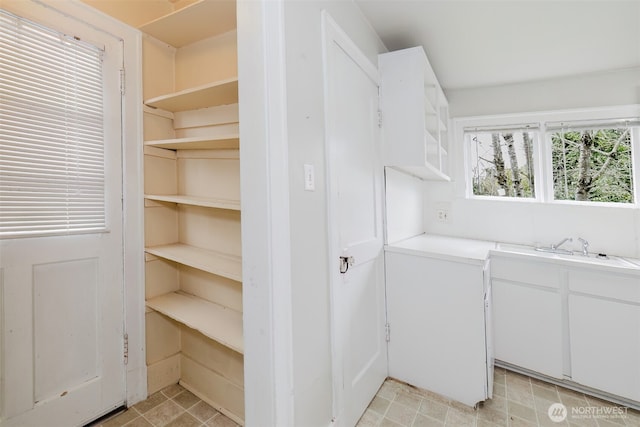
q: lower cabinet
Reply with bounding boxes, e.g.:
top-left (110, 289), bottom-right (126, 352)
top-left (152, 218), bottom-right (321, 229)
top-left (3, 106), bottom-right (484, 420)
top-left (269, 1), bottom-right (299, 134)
top-left (568, 271), bottom-right (640, 402)
top-left (385, 249), bottom-right (491, 407)
top-left (492, 254), bottom-right (640, 404)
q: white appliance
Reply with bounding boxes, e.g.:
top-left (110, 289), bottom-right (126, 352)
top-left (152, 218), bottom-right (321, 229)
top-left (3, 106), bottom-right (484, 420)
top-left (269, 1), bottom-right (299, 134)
top-left (385, 234), bottom-right (495, 407)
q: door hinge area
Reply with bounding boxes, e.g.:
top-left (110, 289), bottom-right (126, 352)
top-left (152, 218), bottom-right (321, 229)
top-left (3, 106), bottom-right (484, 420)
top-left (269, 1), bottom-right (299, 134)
top-left (377, 110), bottom-right (383, 128)
top-left (119, 68), bottom-right (126, 95)
top-left (123, 333), bottom-right (129, 365)
top-left (385, 323), bottom-right (390, 342)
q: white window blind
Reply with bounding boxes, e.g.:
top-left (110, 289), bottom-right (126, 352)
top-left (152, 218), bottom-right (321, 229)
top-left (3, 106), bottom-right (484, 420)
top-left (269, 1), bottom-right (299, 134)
top-left (0, 9), bottom-right (106, 238)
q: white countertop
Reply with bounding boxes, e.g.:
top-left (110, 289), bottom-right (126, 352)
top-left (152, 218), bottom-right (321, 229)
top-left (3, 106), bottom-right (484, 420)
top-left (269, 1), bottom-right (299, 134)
top-left (386, 234), bottom-right (640, 272)
top-left (385, 234), bottom-right (496, 264)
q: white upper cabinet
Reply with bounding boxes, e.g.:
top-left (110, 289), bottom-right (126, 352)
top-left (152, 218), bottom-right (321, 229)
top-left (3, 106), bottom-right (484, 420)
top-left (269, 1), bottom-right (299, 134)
top-left (379, 46), bottom-right (450, 180)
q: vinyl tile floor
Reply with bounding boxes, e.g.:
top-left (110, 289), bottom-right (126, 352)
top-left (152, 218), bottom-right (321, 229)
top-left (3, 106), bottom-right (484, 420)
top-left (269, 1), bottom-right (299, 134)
top-left (96, 368), bottom-right (640, 427)
top-left (94, 384), bottom-right (239, 427)
top-left (356, 367), bottom-right (640, 427)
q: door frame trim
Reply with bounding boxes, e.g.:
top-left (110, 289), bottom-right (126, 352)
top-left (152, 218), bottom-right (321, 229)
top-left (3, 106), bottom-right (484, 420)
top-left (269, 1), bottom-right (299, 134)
top-left (320, 10), bottom-right (380, 424)
top-left (238, 1), bottom-right (295, 425)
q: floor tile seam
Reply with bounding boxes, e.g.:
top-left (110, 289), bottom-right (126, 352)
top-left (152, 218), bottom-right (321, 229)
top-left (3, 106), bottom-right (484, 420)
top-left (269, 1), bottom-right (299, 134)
top-left (504, 399), bottom-right (516, 426)
top-left (417, 412), bottom-right (447, 426)
top-left (421, 403), bottom-right (450, 425)
top-left (476, 406), bottom-right (508, 425)
top-left (185, 406), bottom-right (219, 424)
top-left (526, 380), bottom-right (543, 427)
top-left (377, 394), bottom-right (394, 421)
top-left (394, 388), bottom-right (425, 405)
top-left (139, 405), bottom-right (184, 427)
top-left (507, 414), bottom-right (537, 426)
top-left (170, 396), bottom-right (201, 412)
top-left (407, 405), bottom-right (420, 427)
top-left (391, 395), bottom-right (423, 414)
top-left (384, 403), bottom-right (416, 427)
top-left (111, 406), bottom-right (142, 426)
top-left (123, 412), bottom-right (155, 427)
top-left (119, 413), bottom-right (145, 427)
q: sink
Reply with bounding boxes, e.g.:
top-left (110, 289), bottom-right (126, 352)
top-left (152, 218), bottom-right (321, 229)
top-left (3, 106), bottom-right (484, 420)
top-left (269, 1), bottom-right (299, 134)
top-left (534, 247), bottom-right (573, 255)
top-left (496, 243), bottom-right (640, 269)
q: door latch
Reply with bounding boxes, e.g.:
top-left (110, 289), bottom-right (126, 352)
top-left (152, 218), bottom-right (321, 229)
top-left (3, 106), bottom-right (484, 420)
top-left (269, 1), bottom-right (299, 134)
top-left (339, 256), bottom-right (355, 273)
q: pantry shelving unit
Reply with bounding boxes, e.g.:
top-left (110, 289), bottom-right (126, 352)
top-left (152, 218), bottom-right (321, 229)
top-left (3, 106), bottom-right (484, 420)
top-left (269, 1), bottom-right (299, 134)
top-left (379, 46), bottom-right (450, 181)
top-left (86, 0), bottom-right (246, 423)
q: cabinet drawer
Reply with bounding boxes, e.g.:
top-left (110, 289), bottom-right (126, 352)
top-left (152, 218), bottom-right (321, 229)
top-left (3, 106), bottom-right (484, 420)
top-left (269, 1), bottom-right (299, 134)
top-left (568, 271), bottom-right (640, 303)
top-left (491, 257), bottom-right (561, 289)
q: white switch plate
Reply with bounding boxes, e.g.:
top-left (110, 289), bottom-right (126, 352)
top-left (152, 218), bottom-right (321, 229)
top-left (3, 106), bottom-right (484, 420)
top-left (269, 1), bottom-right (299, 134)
top-left (304, 164), bottom-right (315, 191)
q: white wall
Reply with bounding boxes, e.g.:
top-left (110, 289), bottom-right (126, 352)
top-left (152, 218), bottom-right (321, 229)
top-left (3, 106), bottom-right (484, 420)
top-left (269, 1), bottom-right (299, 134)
top-left (282, 1), bottom-right (386, 425)
top-left (385, 168), bottom-right (424, 244)
top-left (447, 67), bottom-right (640, 118)
top-left (424, 70), bottom-right (640, 258)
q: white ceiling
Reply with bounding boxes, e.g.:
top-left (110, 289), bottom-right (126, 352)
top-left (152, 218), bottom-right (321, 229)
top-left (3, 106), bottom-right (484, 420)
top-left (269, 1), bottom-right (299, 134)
top-left (356, 0), bottom-right (640, 90)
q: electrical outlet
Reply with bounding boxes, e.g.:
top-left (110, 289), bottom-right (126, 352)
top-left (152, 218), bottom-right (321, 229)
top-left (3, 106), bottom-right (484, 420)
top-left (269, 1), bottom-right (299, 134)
top-left (436, 209), bottom-right (449, 223)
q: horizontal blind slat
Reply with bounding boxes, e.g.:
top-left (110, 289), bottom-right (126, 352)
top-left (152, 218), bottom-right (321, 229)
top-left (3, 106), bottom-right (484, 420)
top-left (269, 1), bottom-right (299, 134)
top-left (0, 9), bottom-right (107, 238)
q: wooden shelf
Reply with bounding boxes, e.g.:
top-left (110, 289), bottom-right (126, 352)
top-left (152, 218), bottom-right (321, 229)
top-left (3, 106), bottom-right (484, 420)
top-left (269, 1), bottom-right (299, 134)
top-left (145, 78), bottom-right (239, 112)
top-left (145, 194), bottom-right (240, 211)
top-left (144, 135), bottom-right (239, 150)
top-left (139, 0), bottom-right (237, 48)
top-left (145, 243), bottom-right (242, 282)
top-left (147, 292), bottom-right (243, 354)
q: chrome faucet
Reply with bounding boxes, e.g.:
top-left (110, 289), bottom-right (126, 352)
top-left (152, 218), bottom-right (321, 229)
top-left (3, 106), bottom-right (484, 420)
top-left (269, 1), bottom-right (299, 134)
top-left (551, 237), bottom-right (572, 250)
top-left (577, 237), bottom-right (589, 256)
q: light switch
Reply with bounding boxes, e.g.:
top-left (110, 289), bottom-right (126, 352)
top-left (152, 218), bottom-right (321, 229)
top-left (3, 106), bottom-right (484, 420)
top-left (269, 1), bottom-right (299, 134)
top-left (304, 164), bottom-right (315, 191)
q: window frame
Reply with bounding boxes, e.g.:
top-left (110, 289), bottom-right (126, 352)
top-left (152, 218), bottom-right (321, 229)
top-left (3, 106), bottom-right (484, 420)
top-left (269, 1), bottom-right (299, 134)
top-left (463, 123), bottom-right (543, 201)
top-left (457, 105), bottom-right (640, 207)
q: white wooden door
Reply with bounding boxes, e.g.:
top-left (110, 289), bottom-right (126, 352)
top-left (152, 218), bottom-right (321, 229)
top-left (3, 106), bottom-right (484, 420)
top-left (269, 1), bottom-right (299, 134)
top-left (322, 12), bottom-right (387, 427)
top-left (0, 4), bottom-right (126, 425)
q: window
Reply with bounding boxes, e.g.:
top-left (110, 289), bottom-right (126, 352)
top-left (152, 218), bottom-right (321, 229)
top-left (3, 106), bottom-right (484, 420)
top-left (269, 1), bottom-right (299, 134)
top-left (549, 121), bottom-right (635, 203)
top-left (0, 9), bottom-right (106, 237)
top-left (463, 110), bottom-right (640, 205)
top-left (467, 125), bottom-right (537, 199)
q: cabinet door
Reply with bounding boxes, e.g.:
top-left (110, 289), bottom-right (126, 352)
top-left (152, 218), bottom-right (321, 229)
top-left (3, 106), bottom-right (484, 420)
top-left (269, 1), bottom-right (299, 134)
top-left (569, 295), bottom-right (640, 401)
top-left (386, 252), bottom-right (488, 407)
top-left (493, 280), bottom-right (563, 378)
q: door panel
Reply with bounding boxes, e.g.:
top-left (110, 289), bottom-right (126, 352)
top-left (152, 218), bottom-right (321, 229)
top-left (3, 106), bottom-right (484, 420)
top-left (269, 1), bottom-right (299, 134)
top-left (34, 258), bottom-right (99, 402)
top-left (344, 258), bottom-right (385, 388)
top-left (323, 12), bottom-right (387, 427)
